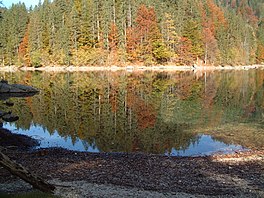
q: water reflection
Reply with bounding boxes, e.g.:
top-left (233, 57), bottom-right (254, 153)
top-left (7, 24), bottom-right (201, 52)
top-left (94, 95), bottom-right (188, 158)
top-left (0, 69), bottom-right (264, 155)
top-left (5, 122), bottom-right (243, 155)
top-left (5, 123), bottom-right (100, 152)
top-left (166, 135), bottom-right (244, 156)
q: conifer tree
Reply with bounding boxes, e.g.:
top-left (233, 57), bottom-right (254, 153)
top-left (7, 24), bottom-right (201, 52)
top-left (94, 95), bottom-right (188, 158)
top-left (0, 0), bottom-right (263, 66)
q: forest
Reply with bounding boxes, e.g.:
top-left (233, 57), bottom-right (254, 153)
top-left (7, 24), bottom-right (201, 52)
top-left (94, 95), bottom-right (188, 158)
top-left (0, 0), bottom-right (264, 67)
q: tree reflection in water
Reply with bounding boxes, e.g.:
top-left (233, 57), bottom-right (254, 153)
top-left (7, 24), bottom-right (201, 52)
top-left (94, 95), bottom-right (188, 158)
top-left (1, 69), bottom-right (264, 154)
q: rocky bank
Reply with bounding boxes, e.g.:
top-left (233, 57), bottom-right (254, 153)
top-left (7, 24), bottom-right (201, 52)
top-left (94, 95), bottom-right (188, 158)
top-left (0, 129), bottom-right (263, 198)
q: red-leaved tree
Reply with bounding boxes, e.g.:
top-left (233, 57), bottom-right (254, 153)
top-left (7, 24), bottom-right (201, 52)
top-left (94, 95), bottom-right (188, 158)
top-left (18, 25), bottom-right (30, 66)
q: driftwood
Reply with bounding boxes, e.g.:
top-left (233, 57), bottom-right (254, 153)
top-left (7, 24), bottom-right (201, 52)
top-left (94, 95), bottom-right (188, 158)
top-left (0, 81), bottom-right (52, 192)
top-left (0, 147), bottom-right (55, 193)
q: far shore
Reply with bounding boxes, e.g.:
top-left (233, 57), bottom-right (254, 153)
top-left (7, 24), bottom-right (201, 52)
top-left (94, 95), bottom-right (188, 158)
top-left (0, 64), bottom-right (263, 72)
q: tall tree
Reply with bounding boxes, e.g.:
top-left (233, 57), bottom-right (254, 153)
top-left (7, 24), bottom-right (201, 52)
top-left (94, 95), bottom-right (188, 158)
top-left (0, 3), bottom-right (28, 65)
top-left (0, 0), bottom-right (263, 66)
top-left (108, 22), bottom-right (119, 64)
top-left (18, 24), bottom-right (30, 66)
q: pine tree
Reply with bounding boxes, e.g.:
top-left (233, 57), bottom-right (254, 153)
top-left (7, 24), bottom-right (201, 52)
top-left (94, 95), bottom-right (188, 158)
top-left (69, 1), bottom-right (81, 53)
top-left (257, 19), bottom-right (264, 63)
top-left (0, 3), bottom-right (28, 65)
top-left (79, 0), bottom-right (94, 48)
top-left (0, 0), bottom-right (262, 66)
top-left (163, 13), bottom-right (178, 53)
top-left (182, 19), bottom-right (204, 64)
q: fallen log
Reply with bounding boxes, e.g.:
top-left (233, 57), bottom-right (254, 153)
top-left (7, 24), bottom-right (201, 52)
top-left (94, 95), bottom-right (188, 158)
top-left (0, 147), bottom-right (55, 193)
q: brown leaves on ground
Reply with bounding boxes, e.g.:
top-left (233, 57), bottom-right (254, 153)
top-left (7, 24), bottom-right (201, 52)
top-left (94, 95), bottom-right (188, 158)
top-left (0, 129), bottom-right (263, 197)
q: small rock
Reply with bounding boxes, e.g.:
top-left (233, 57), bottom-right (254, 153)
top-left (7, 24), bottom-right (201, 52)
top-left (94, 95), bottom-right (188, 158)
top-left (4, 101), bottom-right (14, 106)
top-left (0, 79), bottom-right (8, 84)
top-left (0, 111), bottom-right (8, 117)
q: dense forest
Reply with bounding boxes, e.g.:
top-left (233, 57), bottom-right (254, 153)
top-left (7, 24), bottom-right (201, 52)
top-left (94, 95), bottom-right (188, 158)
top-left (0, 0), bottom-right (264, 67)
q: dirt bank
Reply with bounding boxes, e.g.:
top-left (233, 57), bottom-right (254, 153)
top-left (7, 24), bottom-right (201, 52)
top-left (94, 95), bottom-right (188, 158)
top-left (0, 128), bottom-right (263, 197)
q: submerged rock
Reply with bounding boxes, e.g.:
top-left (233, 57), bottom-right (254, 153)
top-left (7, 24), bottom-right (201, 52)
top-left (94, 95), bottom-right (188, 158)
top-left (0, 110), bottom-right (19, 122)
top-left (0, 110), bottom-right (9, 117)
top-left (2, 114), bottom-right (19, 122)
top-left (4, 101), bottom-right (14, 106)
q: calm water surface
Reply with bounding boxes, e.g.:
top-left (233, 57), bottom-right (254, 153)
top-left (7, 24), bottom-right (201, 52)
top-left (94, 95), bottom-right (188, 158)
top-left (1, 69), bottom-right (264, 156)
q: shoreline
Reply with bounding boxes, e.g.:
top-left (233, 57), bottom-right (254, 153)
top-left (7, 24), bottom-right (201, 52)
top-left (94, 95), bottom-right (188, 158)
top-left (0, 64), bottom-right (263, 72)
top-left (2, 147), bottom-right (263, 197)
top-left (0, 128), bottom-right (264, 197)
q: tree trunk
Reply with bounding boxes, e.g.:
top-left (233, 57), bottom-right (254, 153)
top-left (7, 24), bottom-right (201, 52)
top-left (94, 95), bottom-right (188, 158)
top-left (0, 148), bottom-right (55, 193)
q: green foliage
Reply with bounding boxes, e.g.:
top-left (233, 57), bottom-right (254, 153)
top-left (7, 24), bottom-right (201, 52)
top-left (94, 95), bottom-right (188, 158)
top-left (30, 50), bottom-right (42, 67)
top-left (0, 0), bottom-right (263, 66)
top-left (182, 19), bottom-right (204, 60)
top-left (0, 2), bottom-right (28, 65)
top-left (152, 40), bottom-right (172, 63)
top-left (71, 48), bottom-right (108, 66)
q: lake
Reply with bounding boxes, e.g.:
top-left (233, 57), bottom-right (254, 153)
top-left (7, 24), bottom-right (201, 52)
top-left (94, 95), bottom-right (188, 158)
top-left (1, 69), bottom-right (264, 156)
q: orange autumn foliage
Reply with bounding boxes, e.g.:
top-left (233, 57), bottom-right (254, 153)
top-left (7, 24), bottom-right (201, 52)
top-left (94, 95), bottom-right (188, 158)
top-left (125, 4), bottom-right (161, 63)
top-left (206, 0), bottom-right (228, 29)
top-left (237, 0), bottom-right (258, 27)
top-left (127, 86), bottom-right (157, 130)
top-left (177, 37), bottom-right (193, 65)
top-left (108, 22), bottom-right (118, 52)
top-left (199, 2), bottom-right (219, 64)
top-left (257, 44), bottom-right (264, 63)
top-left (126, 27), bottom-right (139, 62)
top-left (18, 25), bottom-right (30, 66)
top-left (108, 22), bottom-right (119, 64)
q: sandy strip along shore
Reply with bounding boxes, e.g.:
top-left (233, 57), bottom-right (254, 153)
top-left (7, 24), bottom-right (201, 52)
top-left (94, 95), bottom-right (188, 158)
top-left (0, 65), bottom-right (263, 73)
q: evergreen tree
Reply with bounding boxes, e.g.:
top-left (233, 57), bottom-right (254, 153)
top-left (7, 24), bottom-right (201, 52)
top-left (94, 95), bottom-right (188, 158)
top-left (0, 0), bottom-right (263, 66)
top-left (257, 20), bottom-right (264, 63)
top-left (182, 19), bottom-right (204, 63)
top-left (0, 3), bottom-right (28, 65)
